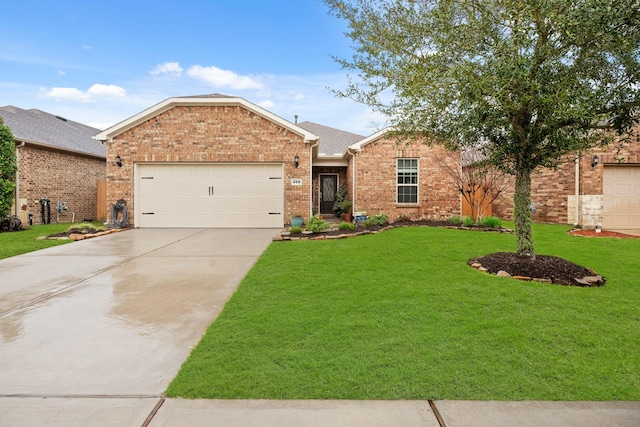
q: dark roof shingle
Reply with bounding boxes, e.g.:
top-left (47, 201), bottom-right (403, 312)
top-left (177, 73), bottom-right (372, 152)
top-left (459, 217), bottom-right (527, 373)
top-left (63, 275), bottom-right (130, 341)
top-left (0, 106), bottom-right (105, 158)
top-left (296, 121), bottom-right (364, 156)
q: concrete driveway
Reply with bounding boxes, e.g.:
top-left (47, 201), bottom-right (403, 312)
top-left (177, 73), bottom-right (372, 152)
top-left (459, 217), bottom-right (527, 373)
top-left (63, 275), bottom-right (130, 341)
top-left (0, 228), bottom-right (276, 397)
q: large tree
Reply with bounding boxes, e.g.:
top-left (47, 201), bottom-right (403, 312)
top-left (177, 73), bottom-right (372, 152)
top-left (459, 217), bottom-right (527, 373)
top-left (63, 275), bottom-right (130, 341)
top-left (0, 116), bottom-right (17, 219)
top-left (325, 0), bottom-right (640, 258)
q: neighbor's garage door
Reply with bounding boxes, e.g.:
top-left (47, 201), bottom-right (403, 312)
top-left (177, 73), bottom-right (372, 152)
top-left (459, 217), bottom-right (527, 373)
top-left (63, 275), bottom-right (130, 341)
top-left (137, 163), bottom-right (284, 228)
top-left (603, 165), bottom-right (640, 230)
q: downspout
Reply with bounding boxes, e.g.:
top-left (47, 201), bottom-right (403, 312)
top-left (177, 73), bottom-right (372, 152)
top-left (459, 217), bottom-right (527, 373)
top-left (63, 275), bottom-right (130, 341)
top-left (574, 154), bottom-right (580, 226)
top-left (309, 138), bottom-right (320, 217)
top-left (347, 148), bottom-right (357, 213)
top-left (14, 141), bottom-right (25, 216)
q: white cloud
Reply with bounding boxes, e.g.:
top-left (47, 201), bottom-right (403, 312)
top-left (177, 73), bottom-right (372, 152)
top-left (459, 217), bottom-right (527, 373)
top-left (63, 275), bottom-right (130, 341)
top-left (41, 84), bottom-right (126, 102)
top-left (187, 65), bottom-right (263, 90)
top-left (150, 62), bottom-right (184, 78)
top-left (43, 87), bottom-right (90, 102)
top-left (82, 44), bottom-right (92, 50)
top-left (58, 70), bottom-right (66, 76)
top-left (87, 84), bottom-right (126, 97)
top-left (258, 99), bottom-right (275, 109)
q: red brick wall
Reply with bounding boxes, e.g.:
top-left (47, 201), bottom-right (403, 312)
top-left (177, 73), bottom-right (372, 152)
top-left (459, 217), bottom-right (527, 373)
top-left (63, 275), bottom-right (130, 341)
top-left (17, 145), bottom-right (105, 223)
top-left (492, 136), bottom-right (640, 224)
top-left (352, 137), bottom-right (461, 221)
top-left (107, 105), bottom-right (311, 226)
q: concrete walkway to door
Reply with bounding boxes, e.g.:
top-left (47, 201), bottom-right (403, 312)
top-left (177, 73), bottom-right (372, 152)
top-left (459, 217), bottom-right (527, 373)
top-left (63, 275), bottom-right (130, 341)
top-left (0, 228), bottom-right (276, 398)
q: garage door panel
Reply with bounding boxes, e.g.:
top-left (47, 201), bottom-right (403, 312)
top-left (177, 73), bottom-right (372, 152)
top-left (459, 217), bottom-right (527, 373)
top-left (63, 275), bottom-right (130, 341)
top-left (603, 166), bottom-right (640, 230)
top-left (138, 164), bottom-right (284, 228)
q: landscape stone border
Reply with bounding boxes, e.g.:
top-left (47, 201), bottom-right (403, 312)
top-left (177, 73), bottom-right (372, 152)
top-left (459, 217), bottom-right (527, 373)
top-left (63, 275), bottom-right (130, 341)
top-left (38, 228), bottom-right (127, 241)
top-left (273, 224), bottom-right (513, 241)
top-left (469, 261), bottom-right (605, 287)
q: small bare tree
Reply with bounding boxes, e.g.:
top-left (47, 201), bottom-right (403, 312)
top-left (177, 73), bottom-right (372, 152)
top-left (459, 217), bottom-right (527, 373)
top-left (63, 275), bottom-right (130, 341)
top-left (438, 151), bottom-right (510, 223)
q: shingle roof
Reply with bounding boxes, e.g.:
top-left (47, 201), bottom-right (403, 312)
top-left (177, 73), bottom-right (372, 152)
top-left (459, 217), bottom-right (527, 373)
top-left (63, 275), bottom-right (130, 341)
top-left (0, 106), bottom-right (105, 158)
top-left (296, 121), bottom-right (364, 156)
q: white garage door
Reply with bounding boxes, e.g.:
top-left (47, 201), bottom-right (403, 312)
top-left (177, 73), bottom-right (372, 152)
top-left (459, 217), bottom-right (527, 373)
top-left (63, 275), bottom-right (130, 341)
top-left (137, 163), bottom-right (284, 228)
top-left (603, 166), bottom-right (640, 230)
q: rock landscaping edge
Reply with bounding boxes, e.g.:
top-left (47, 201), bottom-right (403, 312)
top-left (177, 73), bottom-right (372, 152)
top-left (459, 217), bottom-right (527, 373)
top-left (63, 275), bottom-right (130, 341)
top-left (38, 228), bottom-right (128, 241)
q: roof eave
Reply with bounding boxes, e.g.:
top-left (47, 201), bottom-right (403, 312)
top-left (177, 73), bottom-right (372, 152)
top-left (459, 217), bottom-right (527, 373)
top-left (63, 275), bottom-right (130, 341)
top-left (14, 137), bottom-right (106, 159)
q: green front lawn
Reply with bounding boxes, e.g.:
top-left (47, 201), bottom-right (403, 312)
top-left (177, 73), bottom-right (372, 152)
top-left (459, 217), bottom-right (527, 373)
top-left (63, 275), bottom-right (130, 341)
top-left (166, 223), bottom-right (640, 400)
top-left (0, 223), bottom-right (75, 259)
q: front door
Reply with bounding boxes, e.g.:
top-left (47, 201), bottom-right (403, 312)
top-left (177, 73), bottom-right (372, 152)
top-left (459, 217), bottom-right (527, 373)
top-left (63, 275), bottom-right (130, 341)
top-left (320, 175), bottom-right (337, 215)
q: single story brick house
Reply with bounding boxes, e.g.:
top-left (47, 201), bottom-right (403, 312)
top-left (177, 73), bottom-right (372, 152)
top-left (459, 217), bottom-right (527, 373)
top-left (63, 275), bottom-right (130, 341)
top-left (0, 106), bottom-right (106, 224)
top-left (491, 134), bottom-right (640, 232)
top-left (93, 94), bottom-right (462, 228)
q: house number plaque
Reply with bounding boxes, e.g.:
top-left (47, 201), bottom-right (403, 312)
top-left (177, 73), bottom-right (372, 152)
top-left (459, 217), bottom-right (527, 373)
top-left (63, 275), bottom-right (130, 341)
top-left (291, 178), bottom-right (302, 186)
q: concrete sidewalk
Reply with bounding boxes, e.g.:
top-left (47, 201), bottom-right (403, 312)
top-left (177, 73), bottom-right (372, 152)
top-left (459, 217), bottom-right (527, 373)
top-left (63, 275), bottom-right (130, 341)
top-left (1, 397), bottom-right (639, 426)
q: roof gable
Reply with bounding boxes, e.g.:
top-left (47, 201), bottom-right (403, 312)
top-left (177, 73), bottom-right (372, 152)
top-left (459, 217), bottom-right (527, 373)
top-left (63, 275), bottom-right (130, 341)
top-left (93, 95), bottom-right (319, 143)
top-left (296, 121), bottom-right (364, 157)
top-left (0, 106), bottom-right (105, 158)
top-left (348, 127), bottom-right (391, 151)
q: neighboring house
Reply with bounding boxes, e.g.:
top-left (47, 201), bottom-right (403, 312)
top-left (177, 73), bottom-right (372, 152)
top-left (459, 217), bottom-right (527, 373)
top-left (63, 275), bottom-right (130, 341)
top-left (0, 106), bottom-right (106, 224)
top-left (93, 94), bottom-right (462, 228)
top-left (491, 134), bottom-right (640, 231)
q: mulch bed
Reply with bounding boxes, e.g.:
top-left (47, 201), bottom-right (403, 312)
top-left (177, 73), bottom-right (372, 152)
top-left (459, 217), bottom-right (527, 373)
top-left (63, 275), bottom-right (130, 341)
top-left (281, 220), bottom-right (512, 239)
top-left (47, 227), bottom-right (105, 238)
top-left (568, 229), bottom-right (640, 239)
top-left (468, 252), bottom-right (604, 286)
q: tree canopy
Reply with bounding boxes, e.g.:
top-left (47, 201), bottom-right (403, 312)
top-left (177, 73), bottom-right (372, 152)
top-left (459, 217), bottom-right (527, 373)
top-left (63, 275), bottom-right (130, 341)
top-left (325, 0), bottom-right (640, 257)
top-left (0, 116), bottom-right (17, 219)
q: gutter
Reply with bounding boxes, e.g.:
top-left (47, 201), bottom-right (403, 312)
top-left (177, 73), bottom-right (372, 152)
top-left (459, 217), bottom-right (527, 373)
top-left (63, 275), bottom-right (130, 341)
top-left (574, 154), bottom-right (580, 226)
top-left (309, 138), bottom-right (320, 217)
top-left (14, 141), bottom-right (25, 216)
top-left (346, 147), bottom-right (359, 213)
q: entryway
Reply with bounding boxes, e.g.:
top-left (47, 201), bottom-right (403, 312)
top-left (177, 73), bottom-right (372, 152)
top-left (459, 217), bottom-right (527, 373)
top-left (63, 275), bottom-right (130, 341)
top-left (319, 174), bottom-right (338, 215)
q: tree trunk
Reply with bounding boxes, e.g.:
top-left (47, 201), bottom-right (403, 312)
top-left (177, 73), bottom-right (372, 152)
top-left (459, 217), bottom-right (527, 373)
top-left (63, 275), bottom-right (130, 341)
top-left (513, 167), bottom-right (535, 258)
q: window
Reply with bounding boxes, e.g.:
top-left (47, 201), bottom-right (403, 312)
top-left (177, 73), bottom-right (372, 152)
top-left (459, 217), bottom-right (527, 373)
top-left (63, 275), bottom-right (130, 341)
top-left (397, 158), bottom-right (418, 204)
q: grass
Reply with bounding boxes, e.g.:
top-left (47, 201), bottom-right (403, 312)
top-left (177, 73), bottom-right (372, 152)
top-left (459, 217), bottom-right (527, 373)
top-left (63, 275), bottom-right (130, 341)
top-left (0, 222), bottom-right (102, 260)
top-left (166, 222), bottom-right (640, 401)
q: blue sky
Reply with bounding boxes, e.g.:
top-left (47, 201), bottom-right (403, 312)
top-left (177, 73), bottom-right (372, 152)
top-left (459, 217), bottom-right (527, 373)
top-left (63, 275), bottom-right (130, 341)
top-left (0, 1), bottom-right (384, 135)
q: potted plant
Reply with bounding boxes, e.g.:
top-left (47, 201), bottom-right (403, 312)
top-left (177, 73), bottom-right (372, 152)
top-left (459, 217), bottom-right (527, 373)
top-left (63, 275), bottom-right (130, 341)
top-left (341, 200), bottom-right (353, 222)
top-left (291, 215), bottom-right (304, 228)
top-left (333, 184), bottom-right (348, 217)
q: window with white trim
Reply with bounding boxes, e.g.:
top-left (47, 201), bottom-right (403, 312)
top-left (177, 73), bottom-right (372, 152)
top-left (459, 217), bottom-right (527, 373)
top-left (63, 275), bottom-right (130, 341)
top-left (397, 158), bottom-right (418, 204)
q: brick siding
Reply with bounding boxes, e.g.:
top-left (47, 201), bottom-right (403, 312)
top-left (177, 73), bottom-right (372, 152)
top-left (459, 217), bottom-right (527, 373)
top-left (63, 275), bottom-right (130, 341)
top-left (351, 136), bottom-right (461, 221)
top-left (17, 145), bottom-right (105, 224)
top-left (492, 133), bottom-right (640, 225)
top-left (107, 105), bottom-right (311, 226)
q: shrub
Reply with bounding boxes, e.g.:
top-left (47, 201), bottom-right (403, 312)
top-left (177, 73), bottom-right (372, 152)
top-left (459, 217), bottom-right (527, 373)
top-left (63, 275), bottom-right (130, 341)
top-left (290, 226), bottom-right (302, 234)
top-left (395, 213), bottom-right (413, 222)
top-left (305, 215), bottom-right (329, 233)
top-left (0, 117), bottom-right (17, 218)
top-left (338, 221), bottom-right (355, 231)
top-left (462, 216), bottom-right (474, 227)
top-left (68, 222), bottom-right (106, 232)
top-left (449, 215), bottom-right (463, 225)
top-left (363, 218), bottom-right (376, 228)
top-left (480, 216), bottom-right (502, 228)
top-left (370, 213), bottom-right (388, 226)
top-left (333, 184), bottom-right (348, 217)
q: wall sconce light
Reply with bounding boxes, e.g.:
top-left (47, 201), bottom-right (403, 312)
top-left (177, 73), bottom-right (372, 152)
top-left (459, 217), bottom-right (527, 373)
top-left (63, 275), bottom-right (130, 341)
top-left (115, 154), bottom-right (123, 167)
top-left (591, 154), bottom-right (599, 168)
top-left (294, 154), bottom-right (300, 168)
